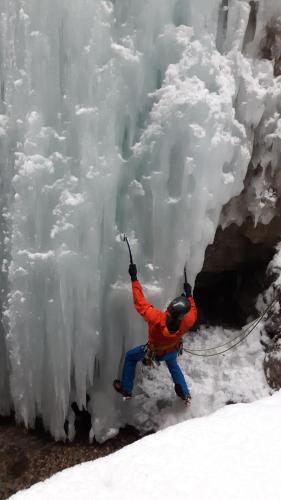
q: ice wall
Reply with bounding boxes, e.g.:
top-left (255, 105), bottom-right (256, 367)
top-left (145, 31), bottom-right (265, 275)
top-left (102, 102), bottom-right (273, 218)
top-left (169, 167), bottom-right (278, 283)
top-left (0, 0), bottom-right (281, 441)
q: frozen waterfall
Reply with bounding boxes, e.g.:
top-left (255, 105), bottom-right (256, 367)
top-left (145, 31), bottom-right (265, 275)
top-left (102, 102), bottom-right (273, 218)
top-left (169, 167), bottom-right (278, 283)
top-left (1, 0), bottom-right (281, 441)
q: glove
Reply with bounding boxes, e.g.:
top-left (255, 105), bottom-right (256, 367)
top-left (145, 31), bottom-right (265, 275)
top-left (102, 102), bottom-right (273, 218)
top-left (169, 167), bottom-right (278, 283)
top-left (184, 282), bottom-right (192, 297)
top-left (128, 263), bottom-right (138, 282)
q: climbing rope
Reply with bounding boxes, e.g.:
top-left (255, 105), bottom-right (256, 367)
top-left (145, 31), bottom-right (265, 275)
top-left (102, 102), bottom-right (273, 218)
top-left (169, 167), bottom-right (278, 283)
top-left (184, 314), bottom-right (262, 353)
top-left (183, 296), bottom-right (278, 358)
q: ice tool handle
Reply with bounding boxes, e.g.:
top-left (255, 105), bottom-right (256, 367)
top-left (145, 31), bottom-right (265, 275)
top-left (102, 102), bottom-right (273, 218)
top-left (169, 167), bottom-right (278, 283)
top-left (184, 266), bottom-right (188, 297)
top-left (123, 234), bottom-right (134, 265)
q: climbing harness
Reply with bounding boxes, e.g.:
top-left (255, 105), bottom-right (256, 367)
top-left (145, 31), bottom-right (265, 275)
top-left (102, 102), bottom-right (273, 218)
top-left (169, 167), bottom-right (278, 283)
top-left (143, 344), bottom-right (160, 367)
top-left (178, 341), bottom-right (184, 356)
top-left (183, 296), bottom-right (278, 358)
top-left (142, 340), bottom-right (184, 368)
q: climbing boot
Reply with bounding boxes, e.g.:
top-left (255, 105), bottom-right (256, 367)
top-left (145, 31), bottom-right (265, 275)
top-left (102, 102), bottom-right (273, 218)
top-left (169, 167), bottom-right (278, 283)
top-left (113, 379), bottom-right (132, 400)
top-left (175, 383), bottom-right (191, 406)
top-left (183, 395), bottom-right (192, 407)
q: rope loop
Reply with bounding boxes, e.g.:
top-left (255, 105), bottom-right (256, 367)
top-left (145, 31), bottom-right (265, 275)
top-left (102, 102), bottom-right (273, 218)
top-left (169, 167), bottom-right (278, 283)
top-left (183, 297), bottom-right (278, 358)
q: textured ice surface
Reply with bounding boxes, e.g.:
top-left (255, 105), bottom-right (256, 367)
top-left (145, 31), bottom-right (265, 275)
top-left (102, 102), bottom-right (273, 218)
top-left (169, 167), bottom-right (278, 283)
top-left (0, 0), bottom-right (281, 441)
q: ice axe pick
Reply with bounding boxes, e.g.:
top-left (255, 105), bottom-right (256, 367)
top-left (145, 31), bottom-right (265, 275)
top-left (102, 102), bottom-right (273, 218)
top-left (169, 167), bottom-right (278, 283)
top-left (122, 234), bottom-right (134, 265)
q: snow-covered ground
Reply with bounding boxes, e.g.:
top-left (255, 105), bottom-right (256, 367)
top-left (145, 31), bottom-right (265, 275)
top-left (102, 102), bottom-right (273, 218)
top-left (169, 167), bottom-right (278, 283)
top-left (9, 391), bottom-right (281, 500)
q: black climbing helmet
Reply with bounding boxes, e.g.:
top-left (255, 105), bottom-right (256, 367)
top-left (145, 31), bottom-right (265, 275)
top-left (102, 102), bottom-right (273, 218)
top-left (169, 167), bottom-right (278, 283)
top-left (166, 296), bottom-right (190, 333)
top-left (167, 296), bottom-right (190, 318)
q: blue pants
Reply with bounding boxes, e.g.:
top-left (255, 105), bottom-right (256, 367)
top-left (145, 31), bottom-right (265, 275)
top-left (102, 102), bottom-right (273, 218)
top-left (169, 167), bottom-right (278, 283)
top-left (121, 345), bottom-right (190, 397)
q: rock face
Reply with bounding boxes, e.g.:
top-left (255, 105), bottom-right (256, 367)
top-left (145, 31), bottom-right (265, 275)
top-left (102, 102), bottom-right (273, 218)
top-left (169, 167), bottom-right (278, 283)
top-left (195, 213), bottom-right (281, 388)
top-left (202, 217), bottom-right (281, 274)
top-left (260, 16), bottom-right (281, 78)
top-left (194, 215), bottom-right (281, 327)
top-left (264, 342), bottom-right (281, 390)
top-left (260, 250), bottom-right (281, 389)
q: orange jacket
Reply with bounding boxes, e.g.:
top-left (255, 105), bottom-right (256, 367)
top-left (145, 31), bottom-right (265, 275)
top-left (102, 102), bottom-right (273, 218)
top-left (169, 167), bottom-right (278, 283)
top-left (132, 280), bottom-right (197, 353)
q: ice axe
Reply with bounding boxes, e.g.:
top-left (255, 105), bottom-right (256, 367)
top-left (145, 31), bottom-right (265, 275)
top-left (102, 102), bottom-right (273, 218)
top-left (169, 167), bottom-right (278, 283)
top-left (184, 266), bottom-right (188, 288)
top-left (183, 265), bottom-right (190, 297)
top-left (122, 234), bottom-right (134, 265)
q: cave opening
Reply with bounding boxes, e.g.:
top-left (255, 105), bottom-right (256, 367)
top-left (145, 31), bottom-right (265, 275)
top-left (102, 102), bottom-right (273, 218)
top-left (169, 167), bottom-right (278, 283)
top-left (194, 262), bottom-right (269, 328)
top-left (193, 220), bottom-right (279, 328)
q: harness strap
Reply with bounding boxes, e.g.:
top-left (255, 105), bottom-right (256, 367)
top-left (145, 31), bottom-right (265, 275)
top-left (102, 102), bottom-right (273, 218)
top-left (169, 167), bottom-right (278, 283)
top-left (148, 340), bottom-right (182, 356)
top-left (143, 340), bottom-right (184, 368)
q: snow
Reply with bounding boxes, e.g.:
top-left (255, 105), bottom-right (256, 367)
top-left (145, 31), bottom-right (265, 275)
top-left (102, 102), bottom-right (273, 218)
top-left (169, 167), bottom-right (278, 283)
top-left (9, 392), bottom-right (281, 500)
top-left (0, 0), bottom-right (281, 442)
top-left (107, 321), bottom-right (270, 441)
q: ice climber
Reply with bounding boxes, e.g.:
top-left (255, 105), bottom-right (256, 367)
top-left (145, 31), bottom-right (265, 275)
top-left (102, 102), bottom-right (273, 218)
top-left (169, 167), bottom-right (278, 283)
top-left (113, 263), bottom-right (197, 404)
